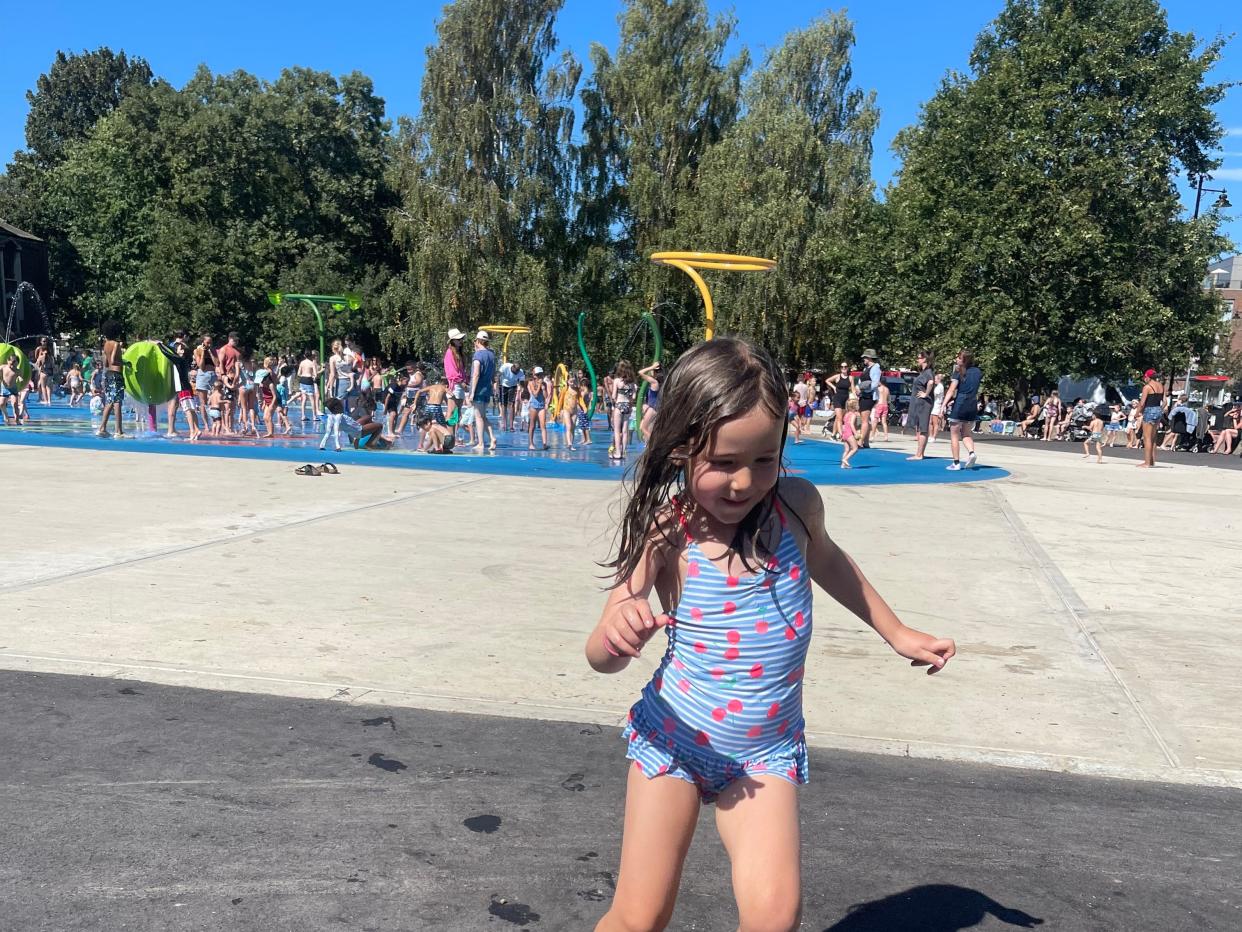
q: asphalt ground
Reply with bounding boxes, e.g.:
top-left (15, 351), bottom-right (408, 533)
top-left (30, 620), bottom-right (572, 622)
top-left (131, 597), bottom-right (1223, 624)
top-left (2, 670), bottom-right (1238, 932)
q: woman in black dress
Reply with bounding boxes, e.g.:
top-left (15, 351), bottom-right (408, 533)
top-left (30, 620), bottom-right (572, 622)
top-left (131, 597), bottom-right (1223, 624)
top-left (906, 351), bottom-right (935, 460)
top-left (823, 362), bottom-right (852, 440)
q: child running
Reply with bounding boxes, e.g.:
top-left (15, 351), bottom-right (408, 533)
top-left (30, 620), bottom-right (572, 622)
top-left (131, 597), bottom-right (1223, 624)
top-left (1084, 406), bottom-right (1105, 463)
top-left (585, 338), bottom-right (955, 932)
top-left (839, 397), bottom-right (861, 468)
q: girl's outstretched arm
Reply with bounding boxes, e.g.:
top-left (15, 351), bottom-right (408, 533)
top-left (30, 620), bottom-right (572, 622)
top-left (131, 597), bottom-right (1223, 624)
top-left (783, 478), bottom-right (956, 674)
top-left (586, 534), bottom-right (673, 675)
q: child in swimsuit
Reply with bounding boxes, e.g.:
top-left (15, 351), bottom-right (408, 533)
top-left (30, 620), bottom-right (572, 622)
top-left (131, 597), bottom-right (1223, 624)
top-left (585, 337), bottom-right (955, 931)
top-left (574, 382), bottom-right (593, 445)
top-left (839, 398), bottom-right (860, 468)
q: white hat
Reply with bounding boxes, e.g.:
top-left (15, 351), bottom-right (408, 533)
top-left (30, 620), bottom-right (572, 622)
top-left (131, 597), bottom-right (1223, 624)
top-left (447, 328), bottom-right (466, 341)
top-left (533, 366), bottom-right (544, 375)
top-left (475, 329), bottom-right (490, 342)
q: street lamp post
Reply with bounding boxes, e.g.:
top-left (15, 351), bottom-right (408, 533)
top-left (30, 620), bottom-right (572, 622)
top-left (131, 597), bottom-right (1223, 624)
top-left (1184, 177), bottom-right (1230, 396)
top-left (1193, 175), bottom-right (1230, 219)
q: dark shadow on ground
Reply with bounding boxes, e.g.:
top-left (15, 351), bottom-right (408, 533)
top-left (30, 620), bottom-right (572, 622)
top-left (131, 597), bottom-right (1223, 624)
top-left (823, 884), bottom-right (1043, 931)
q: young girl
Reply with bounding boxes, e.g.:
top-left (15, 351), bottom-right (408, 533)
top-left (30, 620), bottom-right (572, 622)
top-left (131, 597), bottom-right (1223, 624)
top-left (839, 397), bottom-right (861, 468)
top-left (611, 360), bottom-right (637, 460)
top-left (560, 378), bottom-right (581, 451)
top-left (527, 367), bottom-right (549, 450)
top-left (64, 363), bottom-right (84, 406)
top-left (585, 338), bottom-right (954, 932)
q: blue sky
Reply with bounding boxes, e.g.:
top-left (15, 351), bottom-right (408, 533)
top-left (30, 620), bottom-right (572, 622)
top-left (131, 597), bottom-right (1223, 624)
top-left (3, 0), bottom-right (1239, 246)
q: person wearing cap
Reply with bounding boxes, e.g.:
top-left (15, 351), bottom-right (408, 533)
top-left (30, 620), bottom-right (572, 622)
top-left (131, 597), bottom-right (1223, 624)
top-left (498, 355), bottom-right (524, 431)
top-left (444, 328), bottom-right (467, 422)
top-left (468, 329), bottom-right (497, 451)
top-left (857, 350), bottom-right (882, 449)
top-left (1137, 368), bottom-right (1164, 468)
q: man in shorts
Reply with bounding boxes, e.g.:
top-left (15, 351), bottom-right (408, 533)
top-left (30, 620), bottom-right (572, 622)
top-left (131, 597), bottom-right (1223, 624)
top-left (857, 350), bottom-right (881, 448)
top-left (0, 352), bottom-right (20, 424)
top-left (498, 357), bottom-right (524, 431)
top-left (468, 329), bottom-right (497, 451)
top-left (940, 349), bottom-right (982, 470)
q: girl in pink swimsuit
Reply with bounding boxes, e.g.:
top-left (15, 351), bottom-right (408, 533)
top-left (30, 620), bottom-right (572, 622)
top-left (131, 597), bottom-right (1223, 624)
top-left (585, 337), bottom-right (957, 932)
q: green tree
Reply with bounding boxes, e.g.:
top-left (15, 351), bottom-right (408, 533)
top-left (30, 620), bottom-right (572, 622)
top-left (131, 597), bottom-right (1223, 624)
top-left (49, 65), bottom-right (393, 347)
top-left (578, 0), bottom-right (747, 356)
top-left (385, 0), bottom-right (580, 361)
top-left (670, 12), bottom-right (878, 366)
top-left (0, 48), bottom-right (154, 332)
top-left (883, 0), bottom-right (1233, 400)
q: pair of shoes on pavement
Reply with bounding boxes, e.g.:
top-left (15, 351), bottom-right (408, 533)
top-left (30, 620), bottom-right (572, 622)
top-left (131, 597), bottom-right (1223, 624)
top-left (946, 452), bottom-right (978, 471)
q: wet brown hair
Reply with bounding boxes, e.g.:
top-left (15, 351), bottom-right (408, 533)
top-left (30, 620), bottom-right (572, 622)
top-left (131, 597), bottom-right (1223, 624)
top-left (606, 337), bottom-right (791, 587)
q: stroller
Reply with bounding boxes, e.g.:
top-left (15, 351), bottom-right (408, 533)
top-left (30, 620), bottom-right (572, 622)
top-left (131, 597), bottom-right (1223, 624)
top-left (1064, 406), bottom-right (1096, 443)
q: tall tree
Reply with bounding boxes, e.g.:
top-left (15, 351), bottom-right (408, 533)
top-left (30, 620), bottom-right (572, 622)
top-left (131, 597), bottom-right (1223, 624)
top-left (0, 48), bottom-right (154, 329)
top-left (578, 0), bottom-right (747, 356)
top-left (670, 12), bottom-right (878, 366)
top-left (384, 0), bottom-right (580, 360)
top-left (49, 66), bottom-right (393, 345)
top-left (883, 0), bottom-right (1233, 397)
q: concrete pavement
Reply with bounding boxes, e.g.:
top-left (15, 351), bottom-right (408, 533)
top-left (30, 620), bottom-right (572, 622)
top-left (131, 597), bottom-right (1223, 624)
top-left (1, 434), bottom-right (1238, 787)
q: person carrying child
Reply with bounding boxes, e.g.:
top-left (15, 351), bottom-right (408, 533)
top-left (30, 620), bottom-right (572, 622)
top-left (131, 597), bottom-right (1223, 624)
top-left (585, 337), bottom-right (955, 932)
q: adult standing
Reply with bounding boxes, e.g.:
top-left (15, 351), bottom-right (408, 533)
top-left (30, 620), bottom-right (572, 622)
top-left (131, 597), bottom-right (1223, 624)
top-left (33, 337), bottom-right (53, 405)
top-left (1136, 368), bottom-right (1164, 467)
top-left (824, 362), bottom-right (851, 440)
top-left (217, 332), bottom-right (241, 384)
top-left (192, 333), bottom-right (218, 418)
top-left (327, 339), bottom-right (355, 415)
top-left (940, 349), bottom-right (982, 471)
top-left (499, 356), bottom-right (524, 431)
top-left (468, 330), bottom-right (497, 451)
top-left (444, 328), bottom-right (467, 422)
top-left (857, 350), bottom-right (882, 449)
top-left (98, 321), bottom-right (126, 439)
top-left (906, 350), bottom-right (935, 460)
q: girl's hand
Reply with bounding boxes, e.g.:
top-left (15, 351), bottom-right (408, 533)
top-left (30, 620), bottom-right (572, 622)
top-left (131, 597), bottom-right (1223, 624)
top-left (887, 624), bottom-right (956, 674)
top-left (600, 598), bottom-right (672, 659)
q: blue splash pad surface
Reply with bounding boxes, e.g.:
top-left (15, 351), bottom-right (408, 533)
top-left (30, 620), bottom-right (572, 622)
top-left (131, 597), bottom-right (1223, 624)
top-left (0, 404), bottom-right (1006, 485)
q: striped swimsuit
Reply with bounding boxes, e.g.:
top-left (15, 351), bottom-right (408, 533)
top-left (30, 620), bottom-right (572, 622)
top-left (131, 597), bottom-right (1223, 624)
top-left (623, 500), bottom-right (812, 802)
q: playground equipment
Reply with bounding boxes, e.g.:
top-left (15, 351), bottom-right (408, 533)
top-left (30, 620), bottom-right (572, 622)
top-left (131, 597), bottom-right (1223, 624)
top-left (575, 312), bottom-right (598, 404)
top-left (266, 291), bottom-right (361, 397)
top-left (0, 342), bottom-right (31, 390)
top-left (478, 325), bottom-right (531, 363)
top-left (649, 252), bottom-right (775, 340)
top-left (121, 340), bottom-right (174, 405)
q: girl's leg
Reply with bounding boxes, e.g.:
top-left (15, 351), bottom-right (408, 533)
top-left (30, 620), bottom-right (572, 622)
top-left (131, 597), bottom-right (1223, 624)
top-left (528, 410), bottom-right (536, 449)
top-left (540, 410), bottom-right (548, 447)
top-left (714, 775), bottom-right (802, 932)
top-left (595, 765), bottom-right (700, 932)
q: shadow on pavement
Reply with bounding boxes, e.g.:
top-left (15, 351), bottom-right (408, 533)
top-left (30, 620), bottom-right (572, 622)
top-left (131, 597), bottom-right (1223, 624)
top-left (824, 883), bottom-right (1043, 930)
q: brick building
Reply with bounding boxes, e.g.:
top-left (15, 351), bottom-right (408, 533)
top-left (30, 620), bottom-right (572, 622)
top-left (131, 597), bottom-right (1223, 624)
top-left (1205, 255), bottom-right (1242, 360)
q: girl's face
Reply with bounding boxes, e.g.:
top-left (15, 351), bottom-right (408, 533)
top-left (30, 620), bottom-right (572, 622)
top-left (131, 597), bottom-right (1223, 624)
top-left (688, 406), bottom-right (783, 527)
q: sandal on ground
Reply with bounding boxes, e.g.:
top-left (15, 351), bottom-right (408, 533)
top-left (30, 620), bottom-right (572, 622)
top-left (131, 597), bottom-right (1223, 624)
top-left (319, 462), bottom-right (339, 475)
top-left (295, 464), bottom-right (322, 476)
